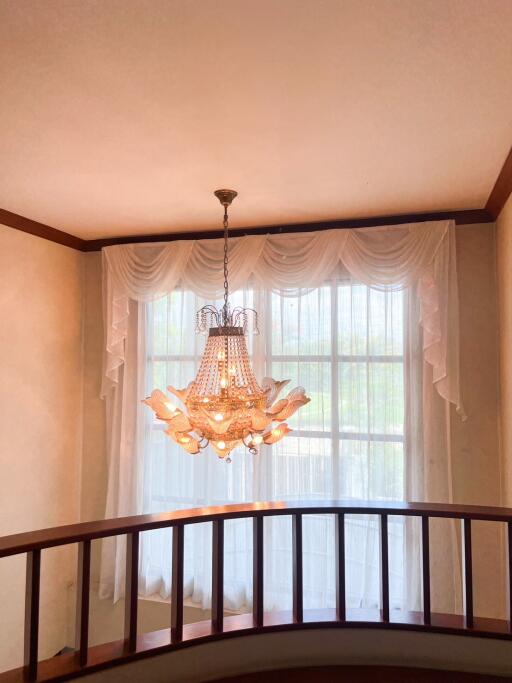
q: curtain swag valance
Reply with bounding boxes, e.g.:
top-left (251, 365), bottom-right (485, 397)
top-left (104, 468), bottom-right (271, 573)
top-left (102, 220), bottom-right (465, 418)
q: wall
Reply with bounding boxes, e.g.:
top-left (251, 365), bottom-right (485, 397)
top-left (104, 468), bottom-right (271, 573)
top-left (450, 224), bottom-right (503, 618)
top-left (497, 196), bottom-right (512, 507)
top-left (81, 254), bottom-right (108, 586)
top-left (452, 224), bottom-right (501, 506)
top-left (0, 225), bottom-right (84, 671)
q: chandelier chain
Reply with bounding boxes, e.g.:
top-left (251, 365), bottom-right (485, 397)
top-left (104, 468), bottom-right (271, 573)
top-left (223, 204), bottom-right (229, 324)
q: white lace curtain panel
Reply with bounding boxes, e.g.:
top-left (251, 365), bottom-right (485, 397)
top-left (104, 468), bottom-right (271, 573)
top-left (99, 220), bottom-right (464, 610)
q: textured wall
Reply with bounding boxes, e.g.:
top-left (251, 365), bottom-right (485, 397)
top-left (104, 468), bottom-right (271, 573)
top-left (450, 224), bottom-right (503, 618)
top-left (497, 196), bottom-right (512, 507)
top-left (0, 225), bottom-right (84, 671)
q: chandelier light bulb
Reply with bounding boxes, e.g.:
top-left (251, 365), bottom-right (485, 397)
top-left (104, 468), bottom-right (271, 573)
top-left (143, 189), bottom-right (310, 461)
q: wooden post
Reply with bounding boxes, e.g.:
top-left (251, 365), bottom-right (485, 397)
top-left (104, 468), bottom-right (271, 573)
top-left (292, 514), bottom-right (303, 623)
top-left (381, 514), bottom-right (389, 623)
top-left (75, 540), bottom-right (91, 665)
top-left (421, 516), bottom-right (431, 626)
top-left (253, 516), bottom-right (264, 627)
top-left (171, 524), bottom-right (184, 643)
top-left (212, 520), bottom-right (224, 633)
top-left (24, 549), bottom-right (41, 681)
top-left (508, 521), bottom-right (512, 633)
top-left (124, 532), bottom-right (139, 651)
top-left (463, 519), bottom-right (473, 628)
top-left (335, 513), bottom-right (346, 621)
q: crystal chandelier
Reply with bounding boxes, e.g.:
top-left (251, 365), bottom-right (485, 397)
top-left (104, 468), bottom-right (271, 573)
top-left (143, 189), bottom-right (310, 461)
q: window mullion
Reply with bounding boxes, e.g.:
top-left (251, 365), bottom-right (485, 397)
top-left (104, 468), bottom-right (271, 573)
top-left (331, 278), bottom-right (340, 499)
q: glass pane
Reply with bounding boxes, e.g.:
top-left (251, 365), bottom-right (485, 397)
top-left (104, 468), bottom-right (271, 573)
top-left (270, 436), bottom-right (332, 499)
top-left (368, 287), bottom-right (404, 356)
top-left (271, 361), bottom-right (331, 432)
top-left (303, 514), bottom-right (336, 610)
top-left (368, 441), bottom-right (404, 501)
top-left (339, 440), bottom-right (404, 501)
top-left (338, 362), bottom-right (404, 436)
top-left (152, 290), bottom-right (201, 357)
top-left (339, 361), bottom-right (368, 433)
top-left (338, 284), bottom-right (404, 357)
top-left (151, 360), bottom-right (196, 393)
top-left (271, 287), bottom-right (331, 356)
top-left (338, 283), bottom-right (368, 356)
top-left (339, 439), bottom-right (368, 499)
top-left (369, 362), bottom-right (404, 435)
top-left (344, 514), bottom-right (381, 609)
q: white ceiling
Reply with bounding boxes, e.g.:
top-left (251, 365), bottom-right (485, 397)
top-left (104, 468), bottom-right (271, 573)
top-left (1, 0), bottom-right (512, 240)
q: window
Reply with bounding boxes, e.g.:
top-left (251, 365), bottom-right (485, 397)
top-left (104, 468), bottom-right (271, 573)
top-left (142, 279), bottom-right (405, 611)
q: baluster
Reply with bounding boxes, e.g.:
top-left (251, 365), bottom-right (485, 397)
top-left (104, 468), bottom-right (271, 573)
top-left (75, 540), bottom-right (91, 665)
top-left (253, 516), bottom-right (264, 628)
top-left (124, 532), bottom-right (139, 651)
top-left (380, 514), bottom-right (389, 623)
top-left (212, 519), bottom-right (224, 634)
top-left (171, 524), bottom-right (184, 643)
top-left (463, 518), bottom-right (473, 628)
top-left (508, 521), bottom-right (512, 633)
top-left (421, 516), bottom-right (431, 626)
top-left (335, 513), bottom-right (346, 621)
top-left (292, 514), bottom-right (303, 623)
top-left (24, 549), bottom-right (41, 681)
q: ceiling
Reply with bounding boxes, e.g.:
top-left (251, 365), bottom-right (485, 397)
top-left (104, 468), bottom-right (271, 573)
top-left (1, 0), bottom-right (512, 240)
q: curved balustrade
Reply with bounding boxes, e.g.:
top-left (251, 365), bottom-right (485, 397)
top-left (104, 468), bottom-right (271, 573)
top-left (0, 500), bottom-right (511, 682)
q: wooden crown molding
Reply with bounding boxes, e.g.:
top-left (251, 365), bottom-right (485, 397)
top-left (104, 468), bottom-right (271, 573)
top-left (83, 208), bottom-right (492, 251)
top-left (0, 207), bottom-right (493, 253)
top-left (486, 145), bottom-right (512, 220)
top-left (0, 208), bottom-right (86, 251)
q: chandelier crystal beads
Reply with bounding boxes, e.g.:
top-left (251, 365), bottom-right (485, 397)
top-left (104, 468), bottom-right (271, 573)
top-left (143, 189), bottom-right (310, 461)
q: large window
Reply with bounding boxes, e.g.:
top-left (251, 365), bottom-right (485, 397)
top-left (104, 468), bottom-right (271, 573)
top-left (142, 279), bottom-right (405, 611)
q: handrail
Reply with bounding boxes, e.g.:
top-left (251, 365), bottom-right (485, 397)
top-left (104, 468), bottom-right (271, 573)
top-left (1, 500), bottom-right (512, 558)
top-left (0, 500), bottom-right (511, 682)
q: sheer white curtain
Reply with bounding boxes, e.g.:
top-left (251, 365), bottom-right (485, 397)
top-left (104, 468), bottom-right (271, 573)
top-left (139, 279), bottom-right (405, 611)
top-left (99, 221), bottom-right (464, 613)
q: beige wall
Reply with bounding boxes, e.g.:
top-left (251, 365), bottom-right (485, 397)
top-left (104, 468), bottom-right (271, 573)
top-left (451, 224), bottom-right (503, 618)
top-left (0, 225), bottom-right (84, 671)
top-left (497, 196), bottom-right (512, 507)
top-left (452, 224), bottom-right (501, 506)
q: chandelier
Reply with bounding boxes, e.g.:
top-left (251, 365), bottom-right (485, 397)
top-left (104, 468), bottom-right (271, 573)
top-left (143, 189), bottom-right (310, 461)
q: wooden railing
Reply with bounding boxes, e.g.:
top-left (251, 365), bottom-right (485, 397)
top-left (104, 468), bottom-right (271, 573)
top-left (0, 500), bottom-right (512, 682)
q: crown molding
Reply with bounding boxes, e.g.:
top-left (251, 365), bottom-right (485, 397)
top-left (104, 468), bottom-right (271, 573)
top-left (84, 209), bottom-right (492, 251)
top-left (0, 207), bottom-right (497, 253)
top-left (486, 145), bottom-right (512, 220)
top-left (0, 208), bottom-right (86, 251)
